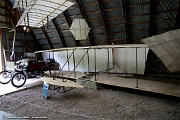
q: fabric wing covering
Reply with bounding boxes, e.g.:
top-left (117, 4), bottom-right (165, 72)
top-left (142, 29), bottom-right (180, 73)
top-left (14, 0), bottom-right (74, 28)
top-left (70, 19), bottom-right (91, 40)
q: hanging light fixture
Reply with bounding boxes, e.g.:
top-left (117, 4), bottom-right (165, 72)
top-left (23, 26), bottom-right (26, 30)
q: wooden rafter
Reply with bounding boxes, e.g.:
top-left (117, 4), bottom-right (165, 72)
top-left (41, 27), bottom-right (54, 49)
top-left (98, 0), bottom-right (110, 44)
top-left (52, 18), bottom-right (67, 47)
top-left (149, 0), bottom-right (158, 36)
top-left (31, 30), bottom-right (42, 50)
top-left (176, 1), bottom-right (180, 28)
top-left (122, 0), bottom-right (129, 43)
top-left (76, 0), bottom-right (94, 46)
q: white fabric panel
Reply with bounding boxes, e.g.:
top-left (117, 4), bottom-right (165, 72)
top-left (87, 49), bottom-right (113, 72)
top-left (114, 48), bottom-right (135, 74)
top-left (35, 1), bottom-right (59, 8)
top-left (64, 1), bottom-right (74, 7)
top-left (74, 49), bottom-right (87, 72)
top-left (41, 47), bottom-right (147, 74)
top-left (142, 29), bottom-right (180, 72)
top-left (113, 47), bottom-right (149, 74)
top-left (54, 51), bottom-right (69, 71)
top-left (13, 0), bottom-right (32, 9)
top-left (70, 19), bottom-right (90, 40)
top-left (67, 50), bottom-right (74, 71)
top-left (15, 0), bottom-right (74, 28)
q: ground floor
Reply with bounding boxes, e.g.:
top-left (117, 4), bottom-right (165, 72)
top-left (0, 83), bottom-right (179, 120)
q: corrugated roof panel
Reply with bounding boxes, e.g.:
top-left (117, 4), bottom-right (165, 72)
top-left (83, 4), bottom-right (100, 13)
top-left (56, 18), bottom-right (67, 24)
top-left (86, 12), bottom-right (102, 20)
top-left (59, 25), bottom-right (69, 30)
top-left (109, 25), bottom-right (125, 33)
top-left (69, 15), bottom-right (83, 20)
top-left (109, 33), bottom-right (126, 40)
top-left (107, 19), bottom-right (124, 25)
top-left (125, 0), bottom-right (150, 5)
top-left (33, 29), bottom-right (43, 34)
top-left (28, 41), bottom-right (38, 47)
top-left (127, 4), bottom-right (150, 15)
top-left (94, 41), bottom-right (108, 45)
top-left (157, 20), bottom-right (176, 28)
top-left (110, 40), bottom-right (127, 44)
top-left (14, 48), bottom-right (24, 53)
top-left (156, 11), bottom-right (177, 20)
top-left (93, 34), bottom-right (107, 41)
top-left (66, 7), bottom-right (81, 15)
top-left (41, 45), bottom-right (51, 50)
top-left (44, 26), bottom-right (56, 31)
top-left (38, 39), bottom-right (49, 44)
top-left (88, 20), bottom-right (104, 27)
top-left (44, 25), bottom-right (56, 32)
top-left (35, 34), bottom-right (46, 39)
top-left (64, 36), bottom-right (75, 42)
top-left (158, 0), bottom-right (179, 11)
top-left (57, 13), bottom-right (64, 18)
top-left (80, 0), bottom-right (97, 4)
top-left (128, 32), bottom-right (149, 39)
top-left (103, 0), bottom-right (123, 9)
top-left (45, 29), bottom-right (57, 33)
top-left (45, 21), bottom-right (54, 26)
top-left (104, 9), bottom-right (124, 18)
top-left (48, 33), bottom-right (59, 38)
top-left (66, 43), bottom-right (76, 47)
top-left (91, 27), bottom-right (106, 34)
top-left (9, 40), bottom-right (22, 46)
top-left (53, 44), bottom-right (63, 48)
top-left (129, 23), bottom-right (149, 30)
top-left (61, 31), bottom-right (72, 37)
top-left (10, 32), bottom-right (22, 39)
top-left (23, 33), bottom-right (35, 40)
top-left (50, 38), bottom-right (61, 43)
top-left (79, 42), bottom-right (91, 47)
top-left (157, 30), bottom-right (169, 34)
top-left (128, 15), bottom-right (150, 23)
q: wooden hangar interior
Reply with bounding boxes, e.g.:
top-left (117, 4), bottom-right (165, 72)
top-left (0, 0), bottom-right (179, 119)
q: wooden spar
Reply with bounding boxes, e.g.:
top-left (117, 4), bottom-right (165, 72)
top-left (41, 77), bottom-right (84, 88)
top-left (35, 44), bottom-right (148, 53)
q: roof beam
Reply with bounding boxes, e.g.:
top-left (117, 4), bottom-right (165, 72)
top-left (63, 11), bottom-right (80, 47)
top-left (31, 31), bottom-right (42, 50)
top-left (52, 18), bottom-right (67, 47)
top-left (76, 0), bottom-right (94, 46)
top-left (149, 0), bottom-right (158, 36)
top-left (41, 27), bottom-right (54, 49)
top-left (176, 1), bottom-right (180, 28)
top-left (122, 0), bottom-right (129, 43)
top-left (98, 0), bottom-right (110, 44)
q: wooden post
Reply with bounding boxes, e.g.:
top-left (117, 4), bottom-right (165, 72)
top-left (0, 29), bottom-right (2, 71)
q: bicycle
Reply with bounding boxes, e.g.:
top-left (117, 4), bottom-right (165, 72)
top-left (0, 59), bottom-right (27, 88)
top-left (0, 70), bottom-right (13, 84)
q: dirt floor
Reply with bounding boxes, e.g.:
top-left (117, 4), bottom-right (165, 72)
top-left (0, 84), bottom-right (180, 120)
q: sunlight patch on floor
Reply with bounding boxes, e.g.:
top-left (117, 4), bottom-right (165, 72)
top-left (0, 77), bottom-right (43, 96)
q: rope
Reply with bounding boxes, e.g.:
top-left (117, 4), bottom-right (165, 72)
top-left (10, 30), bottom-right (16, 61)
